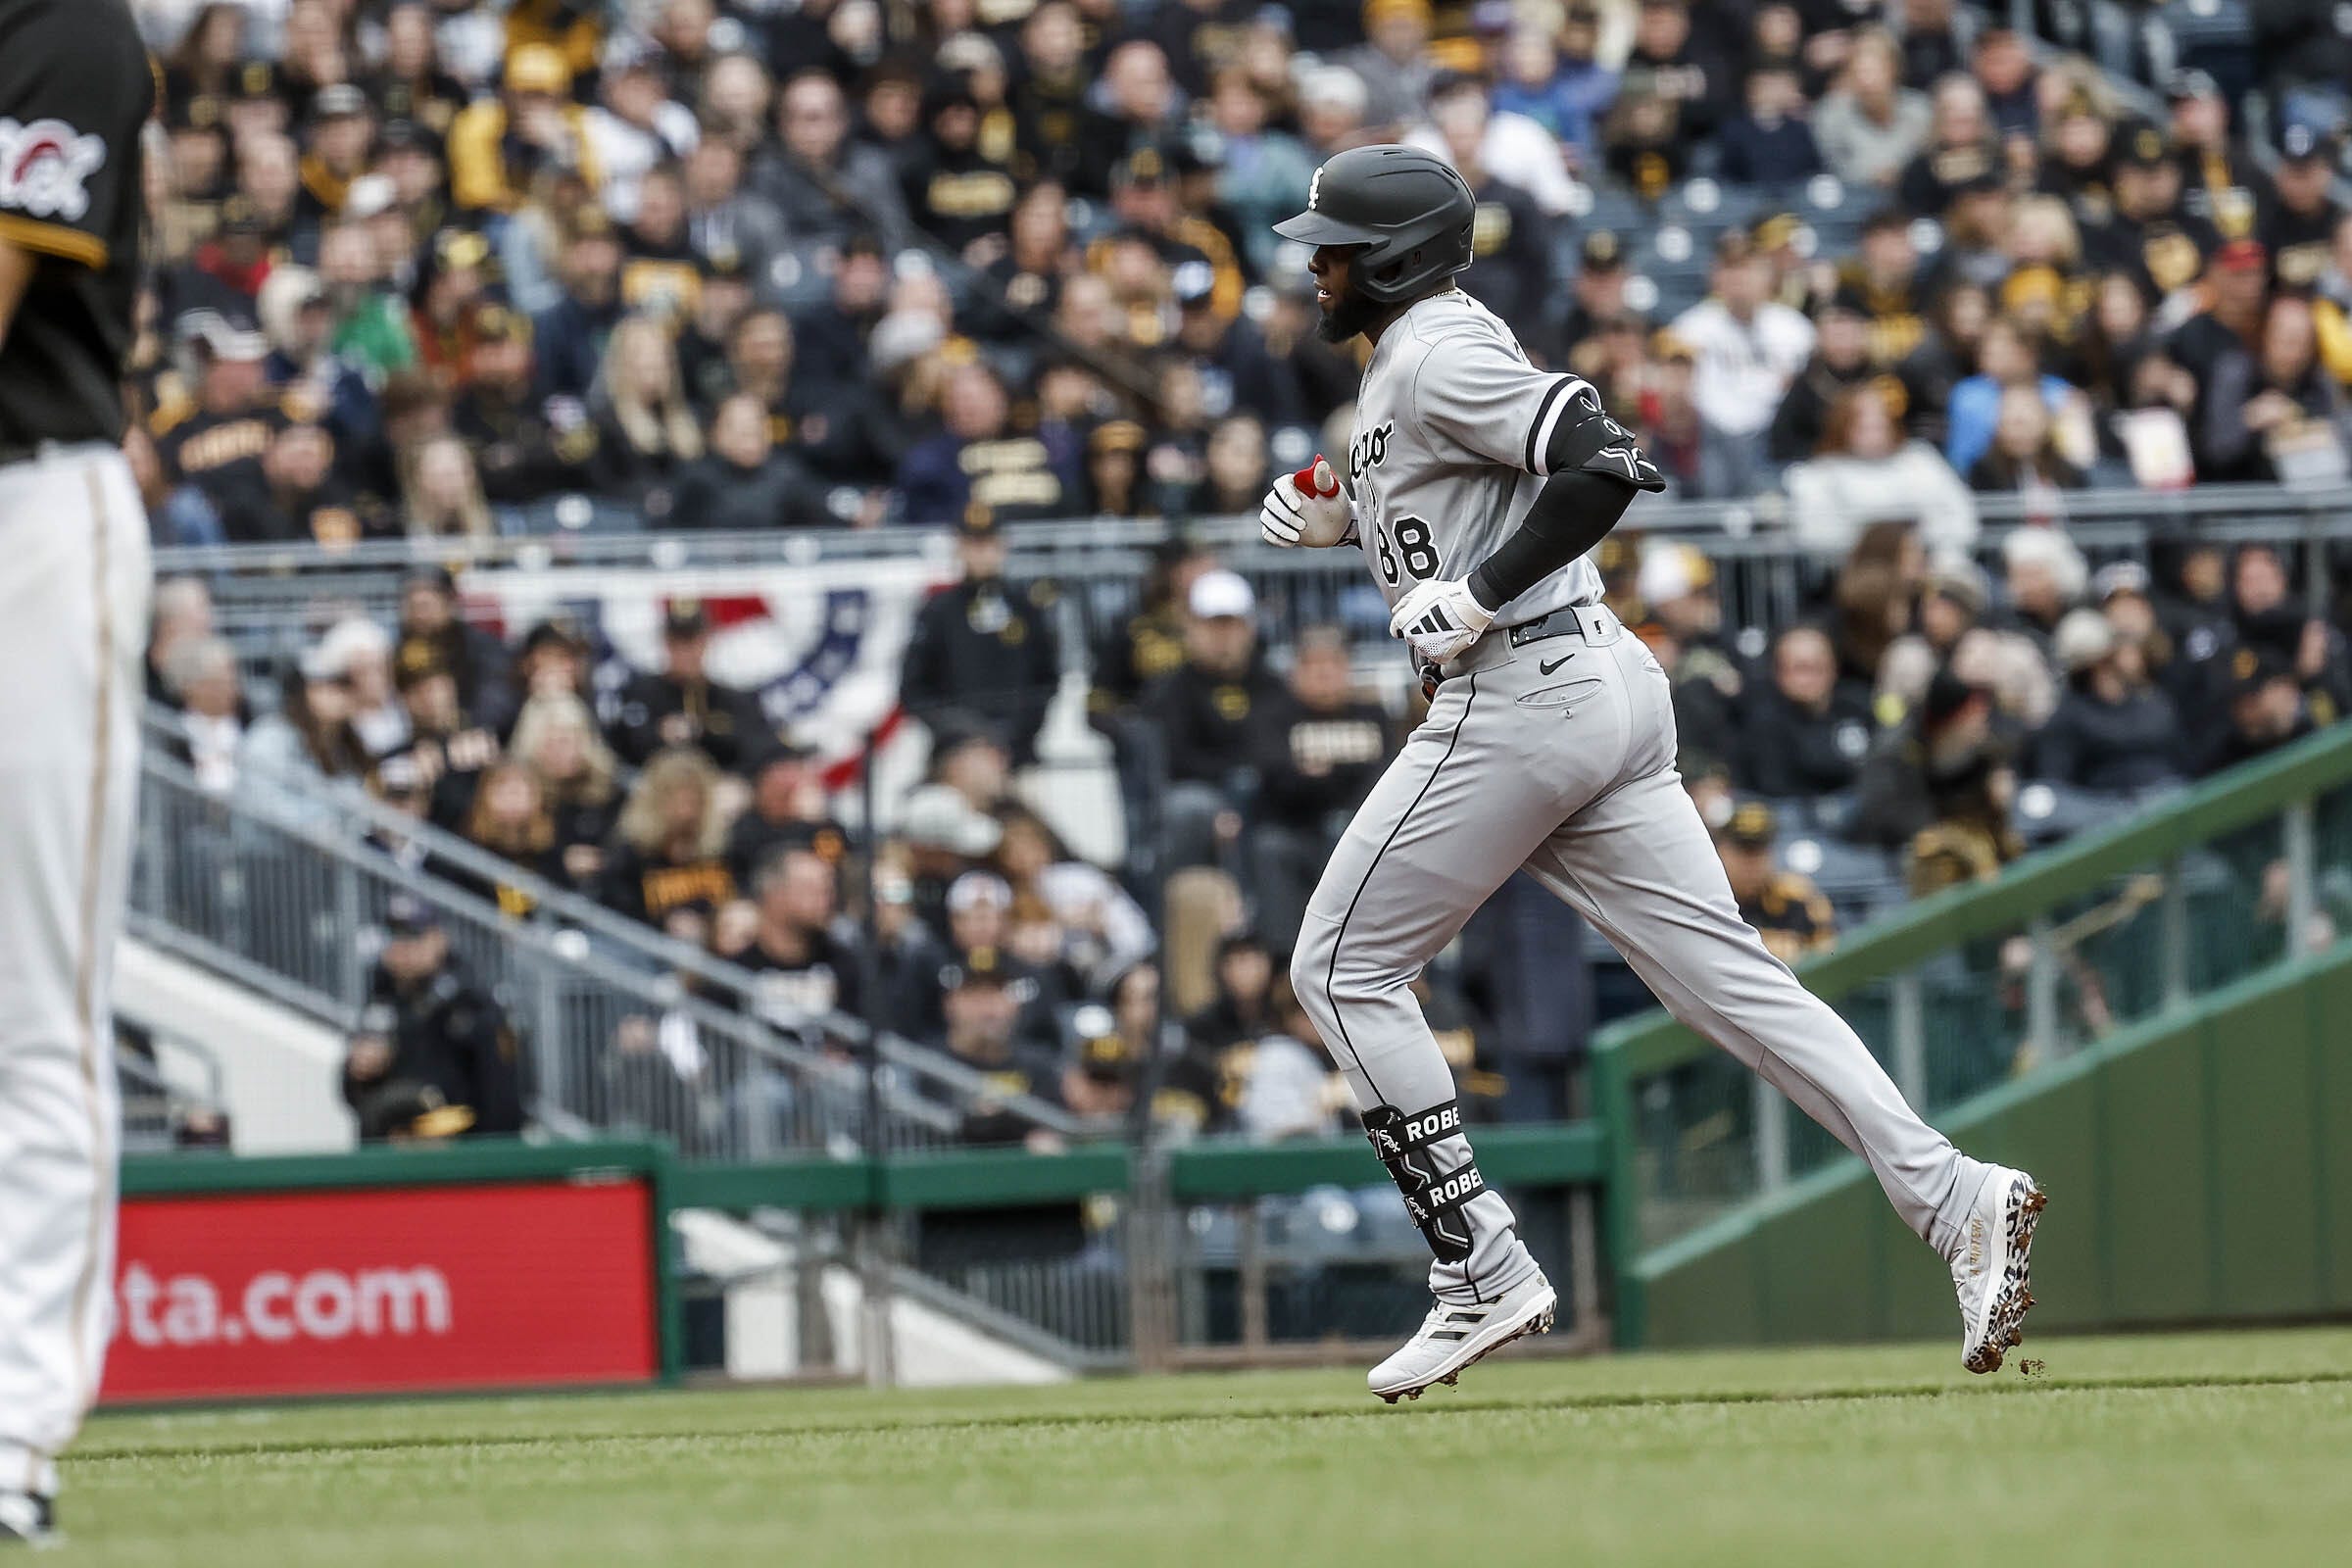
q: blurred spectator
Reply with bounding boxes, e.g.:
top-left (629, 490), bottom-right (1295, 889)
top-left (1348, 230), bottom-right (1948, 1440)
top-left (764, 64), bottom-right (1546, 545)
top-left (1768, 292), bottom-right (1878, 461)
top-left (1999, 526), bottom-right (2088, 657)
top-left (452, 306), bottom-right (597, 502)
top-left (2223, 544), bottom-right (2352, 723)
top-left (755, 70), bottom-right (912, 251)
top-left (1146, 568), bottom-right (1283, 871)
top-left (508, 691), bottom-right (621, 893)
top-left (1851, 672), bottom-right (2017, 884)
top-left (993, 807), bottom-right (1155, 990)
top-left (396, 566), bottom-right (516, 737)
top-left (447, 44), bottom-right (595, 214)
top-left (2170, 240), bottom-right (2272, 446)
top-left (1492, 11), bottom-right (1619, 172)
top-left (1635, 543), bottom-right (1745, 764)
top-left (2032, 610), bottom-right (2187, 791)
top-left (1674, 234), bottom-right (1815, 497)
top-left (1059, 1004), bottom-right (1144, 1133)
top-left (1343, 0), bottom-right (1437, 130)
top-left (317, 616), bottom-right (409, 757)
top-left (899, 510), bottom-right (1063, 765)
top-left (1784, 386), bottom-right (1979, 555)
top-left (1945, 317), bottom-right (2090, 477)
top-left (899, 361), bottom-right (1081, 525)
top-left (2199, 650), bottom-right (2317, 775)
top-left (725, 744), bottom-right (849, 890)
top-left (589, 314), bottom-right (705, 514)
top-left (1250, 626), bottom-right (1393, 949)
top-left (1814, 29), bottom-right (1932, 189)
top-left (2197, 295), bottom-right (2350, 483)
top-left (1966, 384), bottom-right (2090, 493)
top-left (1233, 979), bottom-right (1344, 1142)
top-left (1715, 801), bottom-right (1837, 963)
top-left (718, 845), bottom-right (862, 1029)
top-left (601, 745), bottom-right (737, 932)
top-left (533, 217), bottom-right (626, 403)
top-left (933, 947), bottom-right (1061, 1136)
top-left (399, 433), bottom-right (495, 539)
top-left (606, 599), bottom-right (768, 770)
top-left (1898, 74), bottom-right (1998, 218)
top-left (342, 898), bottom-right (523, 1141)
top-left (1719, 63), bottom-right (1824, 189)
top-left (456, 760), bottom-right (564, 912)
top-left (243, 650), bottom-right (370, 789)
top-left (156, 308), bottom-right (281, 543)
top-left (586, 40), bottom-right (700, 226)
top-left (147, 577), bottom-right (216, 710)
top-left (668, 390), bottom-right (828, 529)
top-left (159, 636), bottom-right (246, 794)
top-left (1738, 624), bottom-right (1875, 798)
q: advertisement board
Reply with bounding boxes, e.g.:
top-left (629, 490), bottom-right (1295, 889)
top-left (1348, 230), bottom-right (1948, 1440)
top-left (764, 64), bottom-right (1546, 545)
top-left (102, 1177), bottom-right (660, 1403)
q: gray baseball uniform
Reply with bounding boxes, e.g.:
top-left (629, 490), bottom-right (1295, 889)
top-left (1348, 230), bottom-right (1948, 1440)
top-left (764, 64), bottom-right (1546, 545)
top-left (1291, 290), bottom-right (1987, 1306)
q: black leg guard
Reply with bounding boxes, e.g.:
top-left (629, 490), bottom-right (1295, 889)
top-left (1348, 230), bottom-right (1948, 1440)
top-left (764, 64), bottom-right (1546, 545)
top-left (1362, 1100), bottom-right (1485, 1264)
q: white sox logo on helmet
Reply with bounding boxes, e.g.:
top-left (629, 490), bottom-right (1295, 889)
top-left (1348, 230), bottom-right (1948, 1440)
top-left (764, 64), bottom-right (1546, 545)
top-left (0, 119), bottom-right (107, 222)
top-left (1307, 167), bottom-right (1323, 211)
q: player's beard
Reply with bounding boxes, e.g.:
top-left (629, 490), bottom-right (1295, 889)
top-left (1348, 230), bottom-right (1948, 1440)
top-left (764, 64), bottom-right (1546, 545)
top-left (1315, 285), bottom-right (1383, 344)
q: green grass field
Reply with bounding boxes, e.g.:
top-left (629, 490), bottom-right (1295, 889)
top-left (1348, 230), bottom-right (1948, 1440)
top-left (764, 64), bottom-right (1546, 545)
top-left (64, 1325), bottom-right (2352, 1566)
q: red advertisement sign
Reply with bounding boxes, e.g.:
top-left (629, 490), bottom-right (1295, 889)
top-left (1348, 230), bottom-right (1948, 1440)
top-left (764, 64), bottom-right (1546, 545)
top-left (102, 1178), bottom-right (660, 1403)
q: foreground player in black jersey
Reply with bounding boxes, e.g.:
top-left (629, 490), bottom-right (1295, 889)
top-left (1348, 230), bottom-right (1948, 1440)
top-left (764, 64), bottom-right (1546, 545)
top-left (0, 0), bottom-right (156, 1546)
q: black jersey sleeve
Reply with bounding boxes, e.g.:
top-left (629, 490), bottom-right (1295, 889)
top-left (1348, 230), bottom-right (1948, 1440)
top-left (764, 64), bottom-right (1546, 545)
top-left (0, 0), bottom-right (150, 270)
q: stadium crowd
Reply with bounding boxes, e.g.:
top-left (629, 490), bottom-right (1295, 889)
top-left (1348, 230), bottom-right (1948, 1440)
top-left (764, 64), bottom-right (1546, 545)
top-left (124, 0), bottom-right (2352, 549)
top-left (123, 0), bottom-right (2352, 1143)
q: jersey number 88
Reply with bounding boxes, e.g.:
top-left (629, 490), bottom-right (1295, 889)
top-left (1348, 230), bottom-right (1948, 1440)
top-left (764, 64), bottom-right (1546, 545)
top-left (1375, 516), bottom-right (1440, 586)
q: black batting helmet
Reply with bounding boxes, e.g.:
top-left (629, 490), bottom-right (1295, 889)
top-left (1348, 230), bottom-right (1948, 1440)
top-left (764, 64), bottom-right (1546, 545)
top-left (1273, 145), bottom-right (1477, 304)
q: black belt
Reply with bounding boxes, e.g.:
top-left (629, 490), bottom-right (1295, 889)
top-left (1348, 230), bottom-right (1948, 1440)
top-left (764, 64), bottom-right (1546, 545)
top-left (1419, 608), bottom-right (1590, 697)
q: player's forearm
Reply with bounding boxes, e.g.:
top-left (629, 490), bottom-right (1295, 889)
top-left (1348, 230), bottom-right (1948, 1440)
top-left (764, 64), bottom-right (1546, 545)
top-left (0, 239), bottom-right (35, 350)
top-left (1466, 470), bottom-right (1640, 612)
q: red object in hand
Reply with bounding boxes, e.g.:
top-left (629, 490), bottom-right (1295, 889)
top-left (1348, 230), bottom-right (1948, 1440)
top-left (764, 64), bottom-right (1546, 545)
top-left (1293, 457), bottom-right (1340, 498)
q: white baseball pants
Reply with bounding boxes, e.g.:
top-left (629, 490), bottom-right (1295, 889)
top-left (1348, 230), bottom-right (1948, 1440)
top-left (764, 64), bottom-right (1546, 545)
top-left (0, 445), bottom-right (148, 1497)
top-left (1292, 605), bottom-right (1987, 1305)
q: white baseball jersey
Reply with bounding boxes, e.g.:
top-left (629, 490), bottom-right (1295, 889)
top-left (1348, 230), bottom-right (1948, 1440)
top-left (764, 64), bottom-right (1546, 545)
top-left (1342, 290), bottom-right (1608, 629)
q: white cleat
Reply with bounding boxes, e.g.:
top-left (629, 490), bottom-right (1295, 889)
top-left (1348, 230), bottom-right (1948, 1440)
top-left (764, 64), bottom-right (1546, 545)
top-left (1369, 1270), bottom-right (1556, 1403)
top-left (1951, 1166), bottom-right (2047, 1374)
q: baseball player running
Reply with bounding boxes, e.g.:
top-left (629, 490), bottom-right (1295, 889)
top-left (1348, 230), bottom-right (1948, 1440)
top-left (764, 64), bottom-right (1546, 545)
top-left (0, 0), bottom-right (156, 1544)
top-left (1259, 147), bottom-right (2043, 1403)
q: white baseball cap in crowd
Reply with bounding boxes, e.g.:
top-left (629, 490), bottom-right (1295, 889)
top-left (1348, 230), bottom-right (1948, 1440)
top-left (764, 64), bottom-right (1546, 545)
top-left (899, 784), bottom-right (1003, 858)
top-left (947, 871), bottom-right (1014, 914)
top-left (1188, 568), bottom-right (1256, 620)
top-left (1637, 542), bottom-right (1712, 609)
top-left (2053, 608), bottom-right (2117, 674)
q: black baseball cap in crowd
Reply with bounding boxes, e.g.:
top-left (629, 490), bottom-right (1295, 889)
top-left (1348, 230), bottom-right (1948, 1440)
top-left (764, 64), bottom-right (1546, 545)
top-left (1071, 1004), bottom-right (1138, 1084)
top-left (2115, 122), bottom-right (2171, 170)
top-left (402, 564), bottom-right (459, 597)
top-left (521, 615), bottom-right (586, 658)
top-left (2229, 646), bottom-right (2291, 700)
top-left (1816, 286), bottom-right (1872, 322)
top-left (2165, 69), bottom-right (2221, 105)
top-left (1921, 668), bottom-right (1984, 729)
top-left (1580, 229), bottom-right (1624, 272)
top-left (944, 946), bottom-right (1012, 991)
top-left (1719, 800), bottom-right (1777, 849)
top-left (956, 503), bottom-right (1001, 538)
top-left (663, 598), bottom-right (710, 637)
top-left (2278, 122), bottom-right (2337, 164)
top-left (384, 893), bottom-right (442, 938)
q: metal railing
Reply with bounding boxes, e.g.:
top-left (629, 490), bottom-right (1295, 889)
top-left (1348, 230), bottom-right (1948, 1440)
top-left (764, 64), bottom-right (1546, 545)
top-left (128, 735), bottom-right (1089, 1156)
top-left (161, 484), bottom-right (2352, 691)
top-left (1591, 720), bottom-right (2352, 1270)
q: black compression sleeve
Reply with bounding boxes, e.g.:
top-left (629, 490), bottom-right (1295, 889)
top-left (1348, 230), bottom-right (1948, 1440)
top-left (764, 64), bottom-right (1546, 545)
top-left (1466, 469), bottom-right (1640, 612)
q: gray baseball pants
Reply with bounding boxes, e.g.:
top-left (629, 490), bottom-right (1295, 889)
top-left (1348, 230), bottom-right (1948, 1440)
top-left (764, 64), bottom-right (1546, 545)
top-left (1290, 605), bottom-right (1985, 1304)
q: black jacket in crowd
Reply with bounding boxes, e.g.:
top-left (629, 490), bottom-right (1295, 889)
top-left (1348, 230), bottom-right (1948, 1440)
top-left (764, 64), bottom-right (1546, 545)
top-left (1737, 684), bottom-right (1877, 799)
top-left (1142, 655), bottom-right (1289, 788)
top-left (2030, 681), bottom-right (2187, 792)
top-left (605, 669), bottom-right (772, 771)
top-left (1250, 691), bottom-right (1392, 833)
top-left (344, 955), bottom-right (524, 1140)
top-left (899, 576), bottom-right (1064, 763)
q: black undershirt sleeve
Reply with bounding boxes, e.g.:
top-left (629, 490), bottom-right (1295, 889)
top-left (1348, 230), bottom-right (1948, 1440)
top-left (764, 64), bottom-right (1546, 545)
top-left (1467, 469), bottom-right (1641, 612)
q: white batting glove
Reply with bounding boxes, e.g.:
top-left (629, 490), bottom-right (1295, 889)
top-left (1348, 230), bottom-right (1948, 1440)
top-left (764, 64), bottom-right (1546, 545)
top-left (1259, 457), bottom-right (1354, 549)
top-left (1390, 577), bottom-right (1494, 665)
